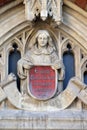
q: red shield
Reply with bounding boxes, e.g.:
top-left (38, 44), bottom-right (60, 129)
top-left (28, 66), bottom-right (57, 100)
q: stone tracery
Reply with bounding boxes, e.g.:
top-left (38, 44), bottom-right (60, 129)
top-left (24, 0), bottom-right (63, 25)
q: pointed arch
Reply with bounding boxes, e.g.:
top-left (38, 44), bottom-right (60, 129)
top-left (8, 43), bottom-right (21, 91)
top-left (63, 47), bottom-right (75, 89)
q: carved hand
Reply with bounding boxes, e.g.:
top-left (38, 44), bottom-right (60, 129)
top-left (17, 60), bottom-right (27, 79)
top-left (58, 68), bottom-right (65, 81)
top-left (17, 59), bottom-right (33, 79)
top-left (23, 61), bottom-right (33, 70)
top-left (52, 60), bottom-right (62, 69)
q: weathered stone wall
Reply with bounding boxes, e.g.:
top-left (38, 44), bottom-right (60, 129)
top-left (0, 110), bottom-right (87, 130)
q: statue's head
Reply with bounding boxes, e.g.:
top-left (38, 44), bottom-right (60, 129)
top-left (35, 30), bottom-right (52, 48)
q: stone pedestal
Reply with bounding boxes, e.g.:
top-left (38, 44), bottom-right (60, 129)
top-left (0, 109), bottom-right (87, 130)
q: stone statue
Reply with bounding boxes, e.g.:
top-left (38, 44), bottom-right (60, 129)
top-left (17, 30), bottom-right (64, 81)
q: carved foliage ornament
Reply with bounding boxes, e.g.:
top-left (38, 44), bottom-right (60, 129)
top-left (24, 0), bottom-right (63, 25)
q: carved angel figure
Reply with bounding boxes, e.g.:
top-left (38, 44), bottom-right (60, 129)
top-left (17, 30), bottom-right (64, 81)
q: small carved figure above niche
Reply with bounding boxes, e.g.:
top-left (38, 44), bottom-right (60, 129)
top-left (24, 0), bottom-right (63, 25)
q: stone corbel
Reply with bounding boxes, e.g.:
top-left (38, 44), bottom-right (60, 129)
top-left (41, 1), bottom-right (47, 21)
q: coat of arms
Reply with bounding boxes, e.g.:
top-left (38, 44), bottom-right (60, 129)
top-left (28, 66), bottom-right (57, 100)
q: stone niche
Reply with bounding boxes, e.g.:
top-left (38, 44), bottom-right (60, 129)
top-left (0, 0), bottom-right (87, 130)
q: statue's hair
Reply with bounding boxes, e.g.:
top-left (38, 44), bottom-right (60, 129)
top-left (34, 30), bottom-right (54, 48)
top-left (35, 30), bottom-right (50, 38)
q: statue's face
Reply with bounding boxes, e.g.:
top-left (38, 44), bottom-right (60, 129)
top-left (37, 33), bottom-right (48, 47)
